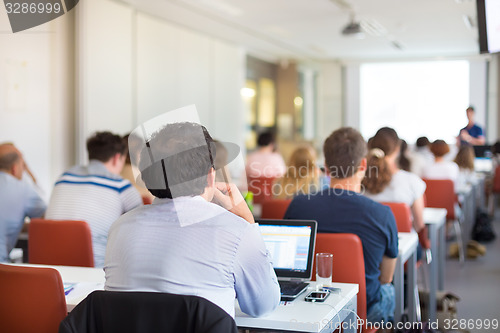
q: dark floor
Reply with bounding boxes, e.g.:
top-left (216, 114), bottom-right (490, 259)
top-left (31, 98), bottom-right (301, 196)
top-left (435, 211), bottom-right (500, 333)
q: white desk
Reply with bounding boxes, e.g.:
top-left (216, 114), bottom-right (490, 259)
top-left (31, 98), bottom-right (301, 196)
top-left (236, 282), bottom-right (359, 333)
top-left (423, 207), bottom-right (447, 323)
top-left (456, 184), bottom-right (474, 246)
top-left (10, 264), bottom-right (358, 333)
top-left (472, 173), bottom-right (486, 210)
top-left (394, 232), bottom-right (418, 323)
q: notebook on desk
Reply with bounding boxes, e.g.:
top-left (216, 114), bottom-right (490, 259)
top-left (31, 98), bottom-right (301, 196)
top-left (257, 219), bottom-right (317, 301)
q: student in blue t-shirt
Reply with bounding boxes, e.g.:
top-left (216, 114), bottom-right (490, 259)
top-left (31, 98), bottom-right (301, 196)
top-left (284, 127), bottom-right (398, 324)
top-left (458, 106), bottom-right (485, 146)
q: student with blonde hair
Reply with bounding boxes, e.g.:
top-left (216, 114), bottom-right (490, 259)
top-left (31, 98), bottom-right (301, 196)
top-left (454, 145), bottom-right (476, 187)
top-left (273, 146), bottom-right (319, 199)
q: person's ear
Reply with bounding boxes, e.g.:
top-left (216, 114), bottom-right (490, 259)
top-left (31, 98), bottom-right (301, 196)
top-left (11, 161), bottom-right (23, 180)
top-left (358, 158), bottom-right (367, 172)
top-left (112, 153), bottom-right (122, 166)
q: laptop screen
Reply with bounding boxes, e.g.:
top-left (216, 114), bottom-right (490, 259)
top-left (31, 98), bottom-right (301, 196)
top-left (475, 157), bottom-right (493, 173)
top-left (257, 219), bottom-right (317, 280)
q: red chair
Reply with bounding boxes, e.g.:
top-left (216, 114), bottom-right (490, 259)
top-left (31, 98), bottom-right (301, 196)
top-left (261, 199), bottom-right (291, 219)
top-left (423, 179), bottom-right (464, 263)
top-left (29, 218), bottom-right (94, 267)
top-left (312, 233), bottom-right (377, 333)
top-left (0, 264), bottom-right (67, 333)
top-left (489, 166), bottom-right (500, 215)
top-left (247, 176), bottom-right (276, 204)
top-left (493, 166), bottom-right (500, 193)
top-left (381, 202), bottom-right (412, 232)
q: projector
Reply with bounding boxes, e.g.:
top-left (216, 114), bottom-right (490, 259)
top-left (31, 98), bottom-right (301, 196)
top-left (341, 21), bottom-right (365, 39)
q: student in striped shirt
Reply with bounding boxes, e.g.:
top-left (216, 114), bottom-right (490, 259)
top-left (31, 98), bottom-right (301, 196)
top-left (46, 132), bottom-right (142, 267)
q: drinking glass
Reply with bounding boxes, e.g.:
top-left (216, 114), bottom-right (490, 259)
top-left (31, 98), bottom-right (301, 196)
top-left (316, 253), bottom-right (333, 288)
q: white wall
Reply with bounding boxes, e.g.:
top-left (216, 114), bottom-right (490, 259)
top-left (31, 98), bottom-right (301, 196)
top-left (77, 0), bottom-right (134, 162)
top-left (469, 59), bottom-right (488, 138)
top-left (316, 61), bottom-right (343, 143)
top-left (77, 0), bottom-right (246, 163)
top-left (0, 8), bottom-right (74, 198)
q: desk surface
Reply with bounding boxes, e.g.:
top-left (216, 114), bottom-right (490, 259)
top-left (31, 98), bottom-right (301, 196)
top-left (397, 232), bottom-right (418, 261)
top-left (423, 207), bottom-right (447, 226)
top-left (456, 184), bottom-right (473, 195)
top-left (236, 282), bottom-right (358, 333)
top-left (9, 263), bottom-right (358, 331)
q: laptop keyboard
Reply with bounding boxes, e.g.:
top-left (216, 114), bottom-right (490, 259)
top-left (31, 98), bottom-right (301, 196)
top-left (279, 281), bottom-right (309, 300)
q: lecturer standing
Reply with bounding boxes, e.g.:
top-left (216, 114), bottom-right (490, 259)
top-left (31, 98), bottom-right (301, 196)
top-left (458, 106), bottom-right (486, 146)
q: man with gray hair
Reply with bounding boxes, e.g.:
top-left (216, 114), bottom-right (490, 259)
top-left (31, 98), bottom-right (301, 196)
top-left (104, 122), bottom-right (280, 318)
top-left (0, 143), bottom-right (46, 262)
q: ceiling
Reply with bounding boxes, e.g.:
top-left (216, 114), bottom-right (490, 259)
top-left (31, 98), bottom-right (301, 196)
top-left (122, 0), bottom-right (480, 62)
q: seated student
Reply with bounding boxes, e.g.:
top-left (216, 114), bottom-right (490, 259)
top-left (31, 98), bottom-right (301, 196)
top-left (422, 140), bottom-right (460, 186)
top-left (273, 145), bottom-right (319, 199)
top-left (284, 127), bottom-right (398, 323)
top-left (245, 131), bottom-right (286, 179)
top-left (46, 132), bottom-right (142, 267)
top-left (409, 136), bottom-right (434, 177)
top-left (454, 145), bottom-right (476, 187)
top-left (104, 122), bottom-right (280, 318)
top-left (363, 127), bottom-right (430, 254)
top-left (0, 143), bottom-right (46, 262)
top-left (398, 140), bottom-right (411, 172)
top-left (492, 141), bottom-right (500, 168)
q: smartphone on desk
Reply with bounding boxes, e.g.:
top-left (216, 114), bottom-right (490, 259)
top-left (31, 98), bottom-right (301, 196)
top-left (304, 290), bottom-right (330, 302)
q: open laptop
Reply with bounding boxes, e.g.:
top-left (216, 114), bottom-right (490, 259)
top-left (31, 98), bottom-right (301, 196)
top-left (257, 219), bottom-right (317, 301)
top-left (473, 145), bottom-right (491, 158)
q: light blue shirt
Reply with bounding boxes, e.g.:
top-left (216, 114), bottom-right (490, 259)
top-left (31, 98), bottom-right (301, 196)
top-left (0, 171), bottom-right (46, 262)
top-left (104, 196), bottom-right (280, 317)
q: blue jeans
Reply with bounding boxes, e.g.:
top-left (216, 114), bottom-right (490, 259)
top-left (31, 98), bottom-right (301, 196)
top-left (366, 283), bottom-right (395, 324)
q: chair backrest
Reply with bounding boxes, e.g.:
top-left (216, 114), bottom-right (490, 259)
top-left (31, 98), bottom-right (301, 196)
top-left (0, 264), bottom-right (67, 333)
top-left (311, 233), bottom-right (367, 324)
top-left (247, 176), bottom-right (276, 204)
top-left (381, 202), bottom-right (412, 232)
top-left (261, 199), bottom-right (292, 219)
top-left (59, 290), bottom-right (238, 333)
top-left (29, 218), bottom-right (94, 267)
top-left (422, 179), bottom-right (456, 220)
top-left (493, 166), bottom-right (500, 193)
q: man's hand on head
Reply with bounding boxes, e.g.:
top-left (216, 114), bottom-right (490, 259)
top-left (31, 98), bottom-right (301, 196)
top-left (213, 182), bottom-right (255, 224)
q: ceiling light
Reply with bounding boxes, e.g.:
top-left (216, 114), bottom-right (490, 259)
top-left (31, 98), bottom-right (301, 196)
top-left (360, 19), bottom-right (388, 37)
top-left (462, 14), bottom-right (474, 30)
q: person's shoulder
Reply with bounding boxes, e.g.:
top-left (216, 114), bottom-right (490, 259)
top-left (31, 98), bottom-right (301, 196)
top-left (58, 163), bottom-right (133, 193)
top-left (289, 191), bottom-right (323, 205)
top-left (358, 194), bottom-right (392, 218)
top-left (357, 192), bottom-right (385, 208)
